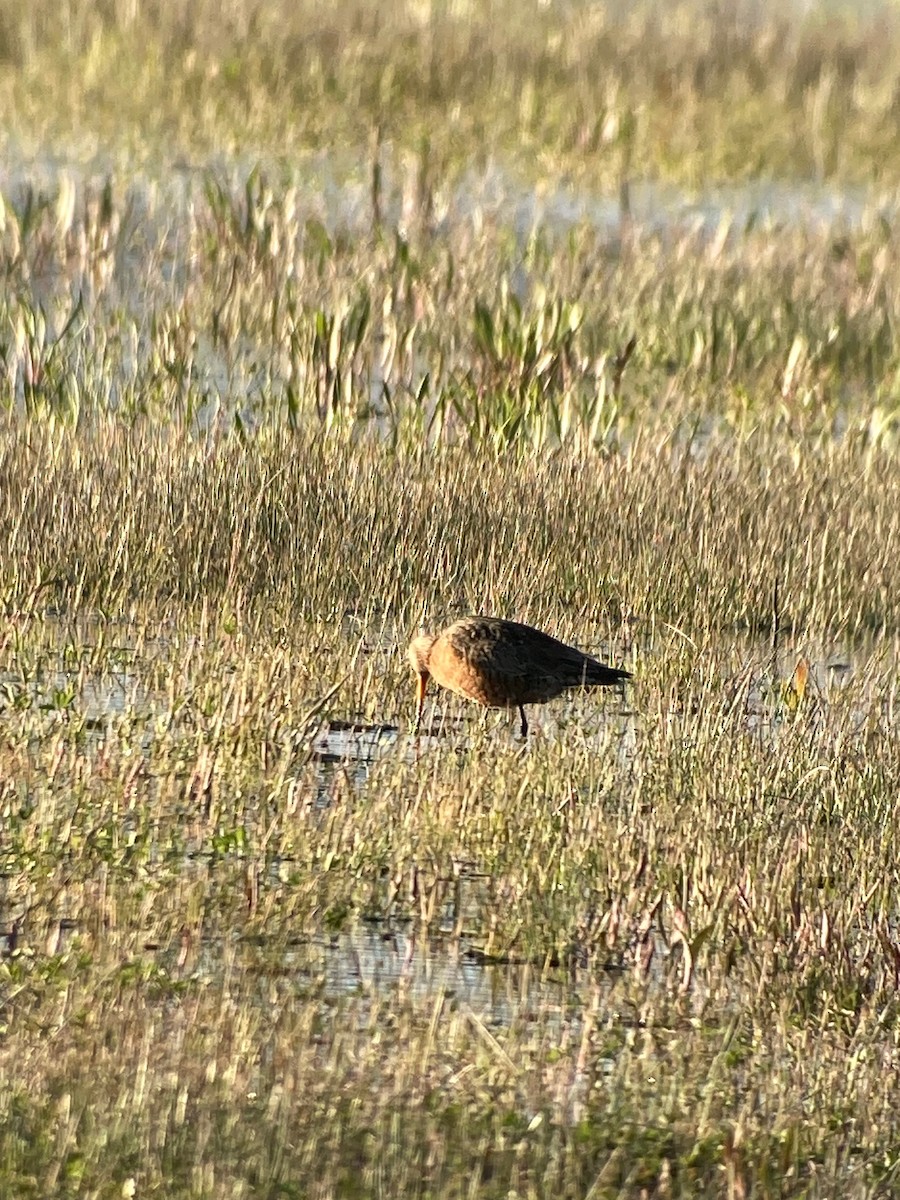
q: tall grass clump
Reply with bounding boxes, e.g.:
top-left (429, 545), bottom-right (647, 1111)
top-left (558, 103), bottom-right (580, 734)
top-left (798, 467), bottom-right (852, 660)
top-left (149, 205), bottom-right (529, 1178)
top-left (2, 424), bottom-right (900, 640)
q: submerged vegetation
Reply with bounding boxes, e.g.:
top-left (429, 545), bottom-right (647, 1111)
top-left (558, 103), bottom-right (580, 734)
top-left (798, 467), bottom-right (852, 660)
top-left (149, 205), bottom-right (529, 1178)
top-left (3, 0), bottom-right (900, 1196)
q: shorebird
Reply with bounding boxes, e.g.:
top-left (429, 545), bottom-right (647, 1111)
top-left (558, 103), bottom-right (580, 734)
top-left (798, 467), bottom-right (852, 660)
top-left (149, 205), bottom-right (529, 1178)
top-left (408, 616), bottom-right (630, 737)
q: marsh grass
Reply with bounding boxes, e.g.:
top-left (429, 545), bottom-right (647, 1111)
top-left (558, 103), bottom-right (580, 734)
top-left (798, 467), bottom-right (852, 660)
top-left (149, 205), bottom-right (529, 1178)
top-left (5, 0), bottom-right (900, 188)
top-left (3, 426), bottom-right (900, 639)
top-left (4, 158), bottom-right (900, 452)
top-left (3, 377), bottom-right (900, 1199)
top-left (6, 199), bottom-right (900, 1188)
top-left (3, 598), bottom-right (900, 1195)
top-left (5, 2), bottom-right (900, 1192)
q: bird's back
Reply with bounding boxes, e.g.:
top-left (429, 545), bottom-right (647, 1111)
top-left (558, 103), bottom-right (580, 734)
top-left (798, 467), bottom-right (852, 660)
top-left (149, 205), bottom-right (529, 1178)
top-left (433, 616), bottom-right (628, 707)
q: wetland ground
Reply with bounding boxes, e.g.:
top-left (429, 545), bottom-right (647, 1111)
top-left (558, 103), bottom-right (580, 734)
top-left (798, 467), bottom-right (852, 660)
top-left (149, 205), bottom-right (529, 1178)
top-left (3, 1), bottom-right (900, 1197)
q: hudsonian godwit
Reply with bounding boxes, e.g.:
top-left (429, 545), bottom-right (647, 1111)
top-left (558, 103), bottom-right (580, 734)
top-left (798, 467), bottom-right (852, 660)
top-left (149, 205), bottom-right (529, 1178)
top-left (409, 615), bottom-right (630, 737)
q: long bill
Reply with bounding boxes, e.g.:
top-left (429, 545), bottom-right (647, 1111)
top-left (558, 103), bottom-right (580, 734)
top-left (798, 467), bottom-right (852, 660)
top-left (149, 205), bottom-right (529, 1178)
top-left (414, 672), bottom-right (429, 734)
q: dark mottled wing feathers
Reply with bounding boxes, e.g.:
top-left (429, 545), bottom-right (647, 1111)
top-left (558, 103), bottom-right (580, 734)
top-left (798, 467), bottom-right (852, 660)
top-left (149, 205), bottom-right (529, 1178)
top-left (444, 617), bottom-right (628, 706)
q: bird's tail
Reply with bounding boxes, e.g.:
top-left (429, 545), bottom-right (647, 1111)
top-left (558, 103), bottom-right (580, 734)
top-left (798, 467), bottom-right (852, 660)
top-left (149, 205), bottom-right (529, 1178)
top-left (582, 660), bottom-right (631, 688)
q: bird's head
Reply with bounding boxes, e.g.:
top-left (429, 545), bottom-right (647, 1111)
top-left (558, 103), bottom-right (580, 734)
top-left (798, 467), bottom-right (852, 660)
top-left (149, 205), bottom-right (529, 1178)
top-left (408, 632), bottom-right (435, 678)
top-left (408, 633), bottom-right (436, 720)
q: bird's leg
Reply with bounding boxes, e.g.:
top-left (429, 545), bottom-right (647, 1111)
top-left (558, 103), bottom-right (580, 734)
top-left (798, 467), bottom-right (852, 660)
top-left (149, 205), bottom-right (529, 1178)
top-left (518, 705), bottom-right (529, 738)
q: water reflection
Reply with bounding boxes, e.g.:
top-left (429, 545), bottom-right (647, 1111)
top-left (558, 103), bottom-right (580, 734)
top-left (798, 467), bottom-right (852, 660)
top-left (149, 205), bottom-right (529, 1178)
top-left (286, 923), bottom-right (573, 1021)
top-left (1, 149), bottom-right (890, 246)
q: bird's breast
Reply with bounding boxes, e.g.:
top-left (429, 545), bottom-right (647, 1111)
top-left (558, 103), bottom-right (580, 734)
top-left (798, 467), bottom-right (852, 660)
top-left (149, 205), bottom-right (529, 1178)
top-left (428, 639), bottom-right (517, 707)
top-left (428, 638), bottom-right (562, 708)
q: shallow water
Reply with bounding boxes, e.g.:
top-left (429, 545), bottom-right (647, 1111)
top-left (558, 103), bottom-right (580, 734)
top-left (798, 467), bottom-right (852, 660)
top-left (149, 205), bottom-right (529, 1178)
top-left (3, 617), bottom-right (898, 1026)
top-left (1, 144), bottom-right (890, 245)
top-left (3, 144), bottom-right (895, 428)
top-left (281, 923), bottom-right (584, 1020)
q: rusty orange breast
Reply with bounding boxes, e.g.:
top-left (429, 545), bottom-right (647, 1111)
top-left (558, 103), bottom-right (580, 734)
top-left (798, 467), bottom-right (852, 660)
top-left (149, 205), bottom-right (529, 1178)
top-left (427, 637), bottom-right (514, 708)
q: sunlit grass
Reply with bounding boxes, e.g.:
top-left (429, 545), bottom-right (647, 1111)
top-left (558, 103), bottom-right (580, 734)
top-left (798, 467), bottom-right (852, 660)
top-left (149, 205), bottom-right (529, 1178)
top-left (1, 406), bottom-right (900, 1200)
top-left (3, 0), bottom-right (900, 186)
top-left (4, 3), bottom-right (900, 1192)
top-left (4, 424), bottom-right (900, 638)
top-left (2, 594), bottom-right (900, 1195)
top-left (3, 164), bottom-right (900, 447)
